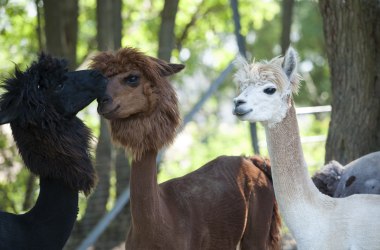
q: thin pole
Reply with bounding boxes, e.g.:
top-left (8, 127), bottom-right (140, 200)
top-left (157, 62), bottom-right (234, 164)
top-left (230, 0), bottom-right (260, 155)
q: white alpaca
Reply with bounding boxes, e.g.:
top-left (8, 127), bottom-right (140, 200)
top-left (232, 47), bottom-right (380, 250)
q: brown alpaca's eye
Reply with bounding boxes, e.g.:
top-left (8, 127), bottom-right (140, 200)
top-left (263, 87), bottom-right (276, 95)
top-left (123, 75), bottom-right (140, 87)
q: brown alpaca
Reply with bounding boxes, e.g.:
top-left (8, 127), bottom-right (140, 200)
top-left (91, 47), bottom-right (281, 250)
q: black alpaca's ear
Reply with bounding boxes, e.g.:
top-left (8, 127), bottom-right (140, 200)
top-left (0, 105), bottom-right (19, 125)
top-left (150, 57), bottom-right (185, 76)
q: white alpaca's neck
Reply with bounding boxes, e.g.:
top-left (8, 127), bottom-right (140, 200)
top-left (264, 101), bottom-right (327, 233)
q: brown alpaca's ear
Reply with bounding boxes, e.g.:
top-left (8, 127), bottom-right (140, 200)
top-left (165, 63), bottom-right (185, 76)
top-left (150, 57), bottom-right (185, 76)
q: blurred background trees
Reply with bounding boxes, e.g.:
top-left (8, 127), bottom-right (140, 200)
top-left (0, 0), bottom-right (378, 249)
top-left (43, 0), bottom-right (79, 69)
top-left (319, 0), bottom-right (380, 165)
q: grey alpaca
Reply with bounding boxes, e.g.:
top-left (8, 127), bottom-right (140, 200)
top-left (312, 151), bottom-right (380, 197)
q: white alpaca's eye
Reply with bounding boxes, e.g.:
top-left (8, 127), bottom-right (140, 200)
top-left (263, 87), bottom-right (276, 95)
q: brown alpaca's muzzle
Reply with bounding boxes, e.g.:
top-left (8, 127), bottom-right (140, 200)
top-left (97, 94), bottom-right (119, 119)
top-left (96, 75), bottom-right (125, 120)
top-left (97, 74), bottom-right (155, 120)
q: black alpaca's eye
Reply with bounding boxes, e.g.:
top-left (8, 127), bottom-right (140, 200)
top-left (55, 83), bottom-right (64, 91)
top-left (263, 87), bottom-right (276, 95)
top-left (37, 83), bottom-right (46, 90)
top-left (123, 75), bottom-right (140, 87)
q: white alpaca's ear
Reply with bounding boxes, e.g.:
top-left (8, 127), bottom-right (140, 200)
top-left (282, 47), bottom-right (301, 94)
top-left (282, 47), bottom-right (297, 79)
top-left (233, 54), bottom-right (251, 88)
top-left (233, 54), bottom-right (249, 69)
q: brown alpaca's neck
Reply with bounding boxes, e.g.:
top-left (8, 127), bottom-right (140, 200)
top-left (264, 102), bottom-right (324, 214)
top-left (130, 150), bottom-right (164, 230)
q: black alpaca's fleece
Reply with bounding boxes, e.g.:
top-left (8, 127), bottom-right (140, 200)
top-left (0, 54), bottom-right (105, 249)
top-left (11, 118), bottom-right (95, 195)
top-left (0, 54), bottom-right (98, 194)
top-left (3, 110), bottom-right (93, 250)
top-left (0, 178), bottom-right (78, 250)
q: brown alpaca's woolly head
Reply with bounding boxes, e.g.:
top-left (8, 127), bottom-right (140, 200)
top-left (91, 47), bottom-right (185, 160)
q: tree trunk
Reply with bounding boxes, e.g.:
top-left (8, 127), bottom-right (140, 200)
top-left (93, 1), bottom-right (130, 249)
top-left (43, 0), bottom-right (78, 69)
top-left (319, 0), bottom-right (380, 164)
top-left (112, 0), bottom-right (122, 50)
top-left (155, 0), bottom-right (180, 169)
top-left (96, 147), bottom-right (131, 249)
top-left (280, 0), bottom-right (294, 54)
top-left (79, 0), bottom-right (122, 235)
top-left (158, 0), bottom-right (180, 61)
top-left (96, 0), bottom-right (122, 51)
top-left (83, 118), bottom-right (112, 227)
top-left (66, 1), bottom-right (128, 249)
top-left (35, 0), bottom-right (44, 51)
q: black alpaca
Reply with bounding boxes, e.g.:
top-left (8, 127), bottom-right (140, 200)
top-left (0, 54), bottom-right (107, 250)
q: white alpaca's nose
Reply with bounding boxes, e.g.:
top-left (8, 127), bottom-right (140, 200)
top-left (233, 98), bottom-right (246, 107)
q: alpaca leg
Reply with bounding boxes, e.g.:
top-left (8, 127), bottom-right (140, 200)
top-left (240, 188), bottom-right (276, 250)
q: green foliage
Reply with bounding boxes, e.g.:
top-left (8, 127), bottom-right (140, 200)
top-left (0, 127), bottom-right (29, 213)
top-left (77, 0), bottom-right (97, 63)
top-left (162, 0), bottom-right (331, 185)
top-left (120, 0), bottom-right (163, 53)
top-left (159, 112), bottom-right (330, 183)
top-left (0, 0), bottom-right (38, 76)
top-left (159, 121), bottom-right (252, 182)
top-left (293, 0), bottom-right (330, 106)
top-left (0, 2), bottom-right (38, 213)
top-left (0, 0), bottom-right (332, 215)
top-left (298, 113), bottom-right (329, 173)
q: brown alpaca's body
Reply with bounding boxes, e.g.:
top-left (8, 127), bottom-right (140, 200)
top-left (92, 47), bottom-right (281, 250)
top-left (127, 152), bottom-right (278, 250)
